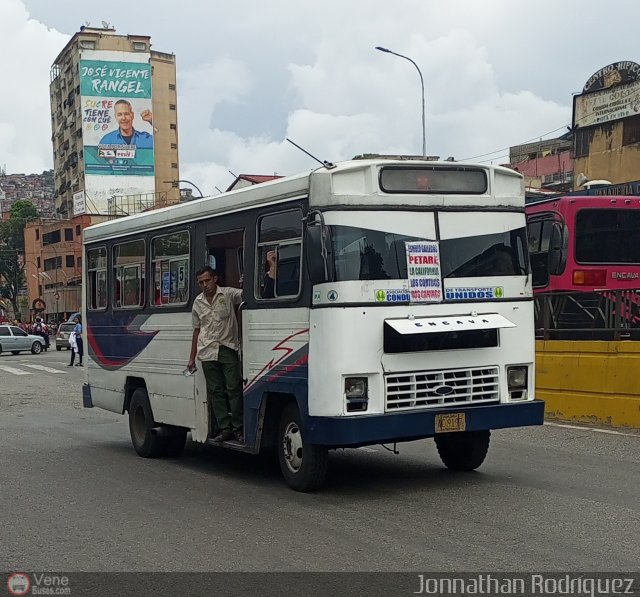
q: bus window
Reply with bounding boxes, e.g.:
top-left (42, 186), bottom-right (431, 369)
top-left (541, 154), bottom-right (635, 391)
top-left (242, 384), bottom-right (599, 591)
top-left (152, 231), bottom-right (190, 306)
top-left (87, 247), bottom-right (107, 310)
top-left (113, 239), bottom-right (145, 309)
top-left (440, 228), bottom-right (529, 278)
top-left (256, 209), bottom-right (302, 299)
top-left (576, 209), bottom-right (640, 263)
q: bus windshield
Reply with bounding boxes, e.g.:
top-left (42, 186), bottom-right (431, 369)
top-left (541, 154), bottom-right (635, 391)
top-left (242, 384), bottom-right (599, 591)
top-left (576, 208), bottom-right (640, 263)
top-left (330, 225), bottom-right (529, 281)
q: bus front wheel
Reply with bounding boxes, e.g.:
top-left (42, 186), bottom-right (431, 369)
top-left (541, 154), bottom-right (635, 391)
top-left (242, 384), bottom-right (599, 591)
top-left (128, 388), bottom-right (163, 458)
top-left (277, 403), bottom-right (328, 492)
top-left (435, 430), bottom-right (490, 471)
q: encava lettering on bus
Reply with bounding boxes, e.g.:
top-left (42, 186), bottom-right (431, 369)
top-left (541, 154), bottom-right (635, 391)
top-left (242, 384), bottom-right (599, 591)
top-left (406, 241), bottom-right (443, 302)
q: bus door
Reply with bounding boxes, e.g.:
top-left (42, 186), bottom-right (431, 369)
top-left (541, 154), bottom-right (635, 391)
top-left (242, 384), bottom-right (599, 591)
top-left (194, 227), bottom-right (245, 439)
top-left (526, 212), bottom-right (566, 290)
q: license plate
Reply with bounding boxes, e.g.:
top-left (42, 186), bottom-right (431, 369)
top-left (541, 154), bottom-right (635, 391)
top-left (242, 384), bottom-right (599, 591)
top-left (435, 413), bottom-right (466, 433)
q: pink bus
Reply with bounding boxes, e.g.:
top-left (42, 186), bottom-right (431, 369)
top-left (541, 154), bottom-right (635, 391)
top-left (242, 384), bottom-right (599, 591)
top-left (526, 195), bottom-right (640, 338)
top-left (526, 195), bottom-right (640, 292)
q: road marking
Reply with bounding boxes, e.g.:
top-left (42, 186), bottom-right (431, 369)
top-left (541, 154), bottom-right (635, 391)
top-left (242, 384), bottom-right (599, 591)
top-left (22, 364), bottom-right (66, 374)
top-left (0, 365), bottom-right (31, 376)
top-left (359, 447), bottom-right (377, 453)
top-left (545, 421), bottom-right (640, 437)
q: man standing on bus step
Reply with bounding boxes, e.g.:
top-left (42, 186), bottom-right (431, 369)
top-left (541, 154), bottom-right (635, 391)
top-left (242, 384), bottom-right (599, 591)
top-left (188, 266), bottom-right (244, 443)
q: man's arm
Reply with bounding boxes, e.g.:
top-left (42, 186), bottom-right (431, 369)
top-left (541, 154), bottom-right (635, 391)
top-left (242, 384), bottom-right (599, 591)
top-left (188, 328), bottom-right (200, 369)
top-left (229, 287), bottom-right (244, 306)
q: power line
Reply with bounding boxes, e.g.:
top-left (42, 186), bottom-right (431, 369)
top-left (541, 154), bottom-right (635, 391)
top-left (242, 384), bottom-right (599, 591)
top-left (461, 125), bottom-right (570, 162)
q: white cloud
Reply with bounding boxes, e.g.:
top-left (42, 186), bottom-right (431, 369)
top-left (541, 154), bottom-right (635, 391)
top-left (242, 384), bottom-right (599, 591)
top-left (0, 0), bottom-right (68, 173)
top-left (8, 0), bottom-right (640, 191)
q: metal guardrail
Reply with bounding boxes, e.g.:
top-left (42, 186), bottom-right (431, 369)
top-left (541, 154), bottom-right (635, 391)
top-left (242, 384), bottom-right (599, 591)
top-left (107, 191), bottom-right (170, 219)
top-left (535, 289), bottom-right (640, 340)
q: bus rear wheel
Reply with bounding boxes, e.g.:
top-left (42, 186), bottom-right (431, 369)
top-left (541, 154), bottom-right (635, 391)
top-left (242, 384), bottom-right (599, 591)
top-left (435, 430), bottom-right (490, 471)
top-left (277, 403), bottom-right (328, 492)
top-left (128, 388), bottom-right (163, 458)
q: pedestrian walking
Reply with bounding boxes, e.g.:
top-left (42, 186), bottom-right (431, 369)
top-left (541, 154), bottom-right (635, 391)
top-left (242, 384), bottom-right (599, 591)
top-left (72, 315), bottom-right (83, 366)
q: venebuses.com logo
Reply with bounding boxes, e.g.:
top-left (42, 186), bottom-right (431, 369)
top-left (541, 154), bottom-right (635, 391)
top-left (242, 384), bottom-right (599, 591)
top-left (7, 573), bottom-right (30, 596)
top-left (6, 572), bottom-right (71, 595)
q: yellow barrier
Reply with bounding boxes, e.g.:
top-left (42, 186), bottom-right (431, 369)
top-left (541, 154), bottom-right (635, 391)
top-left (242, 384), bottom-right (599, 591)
top-left (536, 340), bottom-right (640, 429)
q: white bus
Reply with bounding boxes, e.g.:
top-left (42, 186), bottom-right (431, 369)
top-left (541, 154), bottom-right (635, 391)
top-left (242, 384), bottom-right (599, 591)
top-left (82, 157), bottom-right (544, 491)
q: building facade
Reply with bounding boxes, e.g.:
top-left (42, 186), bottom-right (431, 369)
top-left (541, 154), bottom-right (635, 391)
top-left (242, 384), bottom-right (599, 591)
top-left (23, 215), bottom-right (101, 322)
top-left (509, 135), bottom-right (573, 193)
top-left (572, 61), bottom-right (640, 189)
top-left (49, 25), bottom-right (180, 219)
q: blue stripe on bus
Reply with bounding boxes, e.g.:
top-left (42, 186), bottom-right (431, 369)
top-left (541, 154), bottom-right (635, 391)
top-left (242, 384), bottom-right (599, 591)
top-left (87, 312), bottom-right (158, 370)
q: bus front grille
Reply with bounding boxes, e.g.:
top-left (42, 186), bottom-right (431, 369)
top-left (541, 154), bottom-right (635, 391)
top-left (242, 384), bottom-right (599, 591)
top-left (385, 366), bottom-right (500, 411)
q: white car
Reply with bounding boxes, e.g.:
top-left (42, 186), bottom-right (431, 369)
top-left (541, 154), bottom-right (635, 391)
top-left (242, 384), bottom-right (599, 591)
top-left (0, 325), bottom-right (45, 355)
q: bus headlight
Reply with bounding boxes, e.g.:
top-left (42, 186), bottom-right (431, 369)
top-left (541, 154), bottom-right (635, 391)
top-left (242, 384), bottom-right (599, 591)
top-left (507, 366), bottom-right (528, 400)
top-left (345, 377), bottom-right (369, 412)
top-left (345, 377), bottom-right (368, 399)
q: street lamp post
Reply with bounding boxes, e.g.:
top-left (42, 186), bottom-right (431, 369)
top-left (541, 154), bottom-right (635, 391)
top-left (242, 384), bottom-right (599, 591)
top-left (164, 180), bottom-right (204, 199)
top-left (375, 46), bottom-right (426, 156)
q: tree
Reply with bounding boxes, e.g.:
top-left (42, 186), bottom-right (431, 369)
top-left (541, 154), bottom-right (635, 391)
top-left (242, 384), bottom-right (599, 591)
top-left (0, 200), bottom-right (40, 317)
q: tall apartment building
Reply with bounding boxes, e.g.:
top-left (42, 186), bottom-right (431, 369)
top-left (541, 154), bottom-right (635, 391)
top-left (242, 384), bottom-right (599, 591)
top-left (49, 25), bottom-right (180, 218)
top-left (24, 26), bottom-right (181, 321)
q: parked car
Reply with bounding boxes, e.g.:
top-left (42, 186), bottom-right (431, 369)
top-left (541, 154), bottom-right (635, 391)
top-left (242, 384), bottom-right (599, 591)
top-left (55, 322), bottom-right (76, 351)
top-left (0, 324), bottom-right (45, 355)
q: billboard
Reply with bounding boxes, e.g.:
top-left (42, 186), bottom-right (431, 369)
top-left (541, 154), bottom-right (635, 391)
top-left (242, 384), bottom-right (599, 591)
top-left (574, 79), bottom-right (640, 128)
top-left (79, 50), bottom-right (155, 213)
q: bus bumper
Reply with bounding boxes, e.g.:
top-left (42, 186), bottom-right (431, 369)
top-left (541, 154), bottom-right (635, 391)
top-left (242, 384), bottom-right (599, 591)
top-left (82, 383), bottom-right (93, 408)
top-left (306, 399), bottom-right (545, 447)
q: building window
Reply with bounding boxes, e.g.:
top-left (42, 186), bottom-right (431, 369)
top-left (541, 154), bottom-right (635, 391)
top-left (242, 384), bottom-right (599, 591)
top-left (36, 229), bottom-right (40, 241)
top-left (133, 42), bottom-right (147, 51)
top-left (623, 115), bottom-right (640, 146)
top-left (256, 209), bottom-right (303, 300)
top-left (77, 257), bottom-right (82, 271)
top-left (171, 163), bottom-right (178, 169)
top-left (76, 225), bottom-right (81, 236)
top-left (64, 228), bottom-right (73, 241)
top-left (44, 256), bottom-right (62, 271)
top-left (43, 230), bottom-right (61, 245)
top-left (169, 104), bottom-right (176, 110)
top-left (152, 231), bottom-right (190, 306)
top-left (87, 247), bottom-right (107, 310)
top-left (574, 129), bottom-right (591, 158)
top-left (66, 255), bottom-right (75, 268)
top-left (170, 143), bottom-right (177, 149)
top-left (37, 257), bottom-right (41, 268)
top-left (168, 83), bottom-right (176, 90)
top-left (79, 40), bottom-right (96, 49)
top-left (113, 239), bottom-right (146, 309)
top-left (170, 124), bottom-right (177, 130)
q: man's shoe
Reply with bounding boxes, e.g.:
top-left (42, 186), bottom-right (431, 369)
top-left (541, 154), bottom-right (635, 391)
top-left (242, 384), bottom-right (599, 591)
top-left (212, 429), bottom-right (234, 442)
top-left (233, 430), bottom-right (244, 443)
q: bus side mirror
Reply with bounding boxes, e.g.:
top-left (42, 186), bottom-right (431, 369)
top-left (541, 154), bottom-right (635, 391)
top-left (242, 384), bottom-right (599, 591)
top-left (548, 223), bottom-right (566, 275)
top-left (305, 224), bottom-right (333, 284)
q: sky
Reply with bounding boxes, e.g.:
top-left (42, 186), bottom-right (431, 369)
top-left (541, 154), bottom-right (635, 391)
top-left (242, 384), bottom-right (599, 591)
top-left (2, 0), bottom-right (640, 195)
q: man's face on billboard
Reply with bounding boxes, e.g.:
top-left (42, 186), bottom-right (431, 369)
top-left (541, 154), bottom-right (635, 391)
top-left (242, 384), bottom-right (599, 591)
top-left (114, 102), bottom-right (134, 135)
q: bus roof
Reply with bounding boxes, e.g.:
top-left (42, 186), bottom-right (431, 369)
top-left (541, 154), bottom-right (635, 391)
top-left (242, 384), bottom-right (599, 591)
top-left (83, 159), bottom-right (522, 243)
top-left (526, 195), bottom-right (640, 211)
